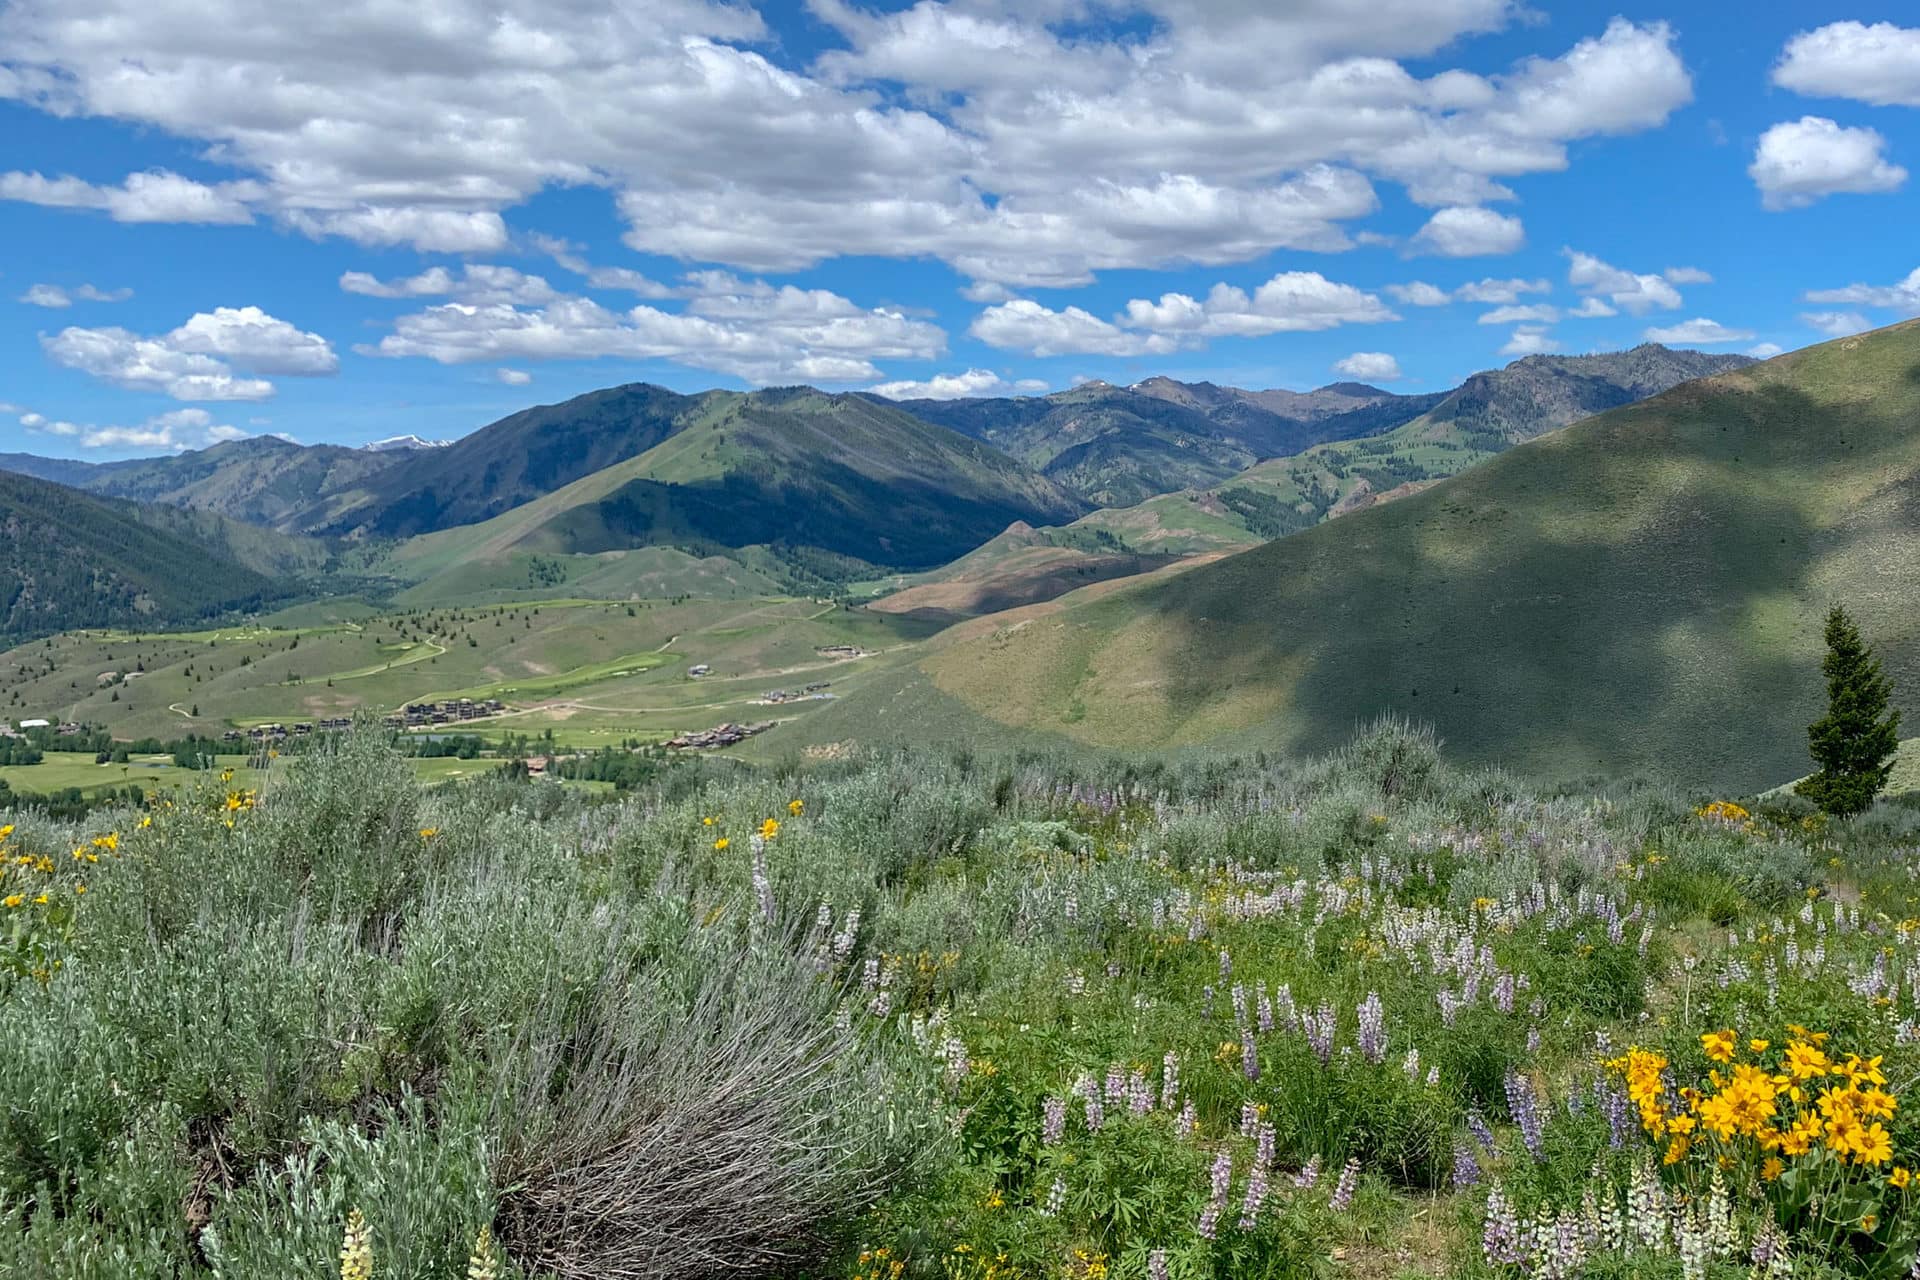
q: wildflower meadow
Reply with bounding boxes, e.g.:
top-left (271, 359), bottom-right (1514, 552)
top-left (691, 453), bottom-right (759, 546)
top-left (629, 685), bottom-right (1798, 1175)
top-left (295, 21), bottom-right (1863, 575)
top-left (5, 722), bottom-right (1920, 1279)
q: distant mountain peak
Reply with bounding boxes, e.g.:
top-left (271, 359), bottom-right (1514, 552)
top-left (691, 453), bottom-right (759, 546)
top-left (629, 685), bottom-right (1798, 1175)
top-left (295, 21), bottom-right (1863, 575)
top-left (363, 434), bottom-right (453, 452)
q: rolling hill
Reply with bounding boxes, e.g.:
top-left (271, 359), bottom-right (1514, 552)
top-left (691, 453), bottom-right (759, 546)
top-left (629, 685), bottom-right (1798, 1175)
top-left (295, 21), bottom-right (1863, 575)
top-left (889, 378), bottom-right (1449, 507)
top-left (382, 386), bottom-right (1086, 597)
top-left (909, 322), bottom-right (1920, 790)
top-left (0, 436), bottom-right (406, 533)
top-left (0, 471), bottom-right (304, 641)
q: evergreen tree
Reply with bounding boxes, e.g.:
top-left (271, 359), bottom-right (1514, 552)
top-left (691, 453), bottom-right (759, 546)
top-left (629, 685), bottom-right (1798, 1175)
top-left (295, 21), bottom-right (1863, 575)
top-left (1795, 605), bottom-right (1902, 817)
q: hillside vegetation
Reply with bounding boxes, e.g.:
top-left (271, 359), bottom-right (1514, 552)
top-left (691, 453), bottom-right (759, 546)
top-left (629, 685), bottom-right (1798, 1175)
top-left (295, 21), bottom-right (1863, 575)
top-left (0, 471), bottom-right (301, 642)
top-left (0, 436), bottom-right (406, 533)
top-left (383, 387), bottom-right (1084, 592)
top-left (8, 724), bottom-right (1920, 1277)
top-left (893, 378), bottom-right (1447, 507)
top-left (1063, 346), bottom-right (1756, 554)
top-left (918, 323), bottom-right (1919, 790)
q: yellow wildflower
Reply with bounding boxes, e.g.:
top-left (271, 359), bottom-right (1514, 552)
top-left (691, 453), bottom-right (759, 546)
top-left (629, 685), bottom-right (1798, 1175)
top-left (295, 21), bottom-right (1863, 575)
top-left (339, 1209), bottom-right (372, 1280)
top-left (788, 798), bottom-right (804, 816)
top-left (1892, 1166), bottom-right (1912, 1189)
top-left (2, 894), bottom-right (21, 909)
top-left (759, 818), bottom-right (779, 840)
top-left (714, 838), bottom-right (729, 851)
top-left (1760, 1156), bottom-right (1784, 1182)
top-left (466, 1225), bottom-right (498, 1280)
top-left (1701, 1029), bottom-right (1736, 1063)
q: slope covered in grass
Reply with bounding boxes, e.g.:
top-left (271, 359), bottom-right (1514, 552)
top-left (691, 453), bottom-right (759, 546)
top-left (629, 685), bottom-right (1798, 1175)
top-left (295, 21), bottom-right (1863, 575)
top-left (0, 471), bottom-right (301, 642)
top-left (387, 387), bottom-right (1085, 586)
top-left (921, 322), bottom-right (1920, 789)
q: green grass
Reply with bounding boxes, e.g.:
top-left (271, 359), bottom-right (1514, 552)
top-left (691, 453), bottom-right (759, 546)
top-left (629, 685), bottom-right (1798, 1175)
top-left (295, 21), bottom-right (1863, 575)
top-left (7, 720), bottom-right (1920, 1278)
top-left (921, 321), bottom-right (1920, 791)
top-left (0, 753), bottom-right (266, 799)
top-left (0, 594), bottom-right (940, 753)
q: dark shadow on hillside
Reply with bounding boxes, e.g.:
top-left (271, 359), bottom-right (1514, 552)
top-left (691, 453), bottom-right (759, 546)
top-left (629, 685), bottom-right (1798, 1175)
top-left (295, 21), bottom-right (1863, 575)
top-left (1092, 374), bottom-right (1920, 790)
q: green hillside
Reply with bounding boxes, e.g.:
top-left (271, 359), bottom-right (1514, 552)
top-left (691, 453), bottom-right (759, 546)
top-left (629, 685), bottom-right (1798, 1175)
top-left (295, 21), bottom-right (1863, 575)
top-left (917, 321), bottom-right (1920, 790)
top-left (892, 378), bottom-right (1446, 507)
top-left (0, 471), bottom-right (300, 642)
top-left (0, 436), bottom-right (406, 533)
top-left (1065, 345), bottom-right (1756, 553)
top-left (383, 387), bottom-right (1084, 594)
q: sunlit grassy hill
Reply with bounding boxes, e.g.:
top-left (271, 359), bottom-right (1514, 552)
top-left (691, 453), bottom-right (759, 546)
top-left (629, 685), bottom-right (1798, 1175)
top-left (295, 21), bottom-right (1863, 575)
top-left (918, 321), bottom-right (1920, 790)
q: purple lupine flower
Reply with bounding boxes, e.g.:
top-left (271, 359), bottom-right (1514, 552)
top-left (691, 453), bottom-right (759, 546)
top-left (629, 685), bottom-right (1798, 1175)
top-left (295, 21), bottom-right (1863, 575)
top-left (1202, 984), bottom-right (1215, 1020)
top-left (1505, 1070), bottom-right (1545, 1161)
top-left (942, 1037), bottom-right (970, 1087)
top-left (1239, 1162), bottom-right (1270, 1229)
top-left (1594, 1077), bottom-right (1632, 1150)
top-left (1357, 992), bottom-right (1388, 1065)
top-left (1042, 1096), bottom-right (1067, 1145)
top-left (1160, 1051), bottom-right (1181, 1112)
top-left (1483, 1183), bottom-right (1524, 1266)
top-left (1452, 1138), bottom-right (1483, 1188)
top-left (1493, 972), bottom-right (1516, 1015)
top-left (1526, 1026), bottom-right (1541, 1054)
top-left (1467, 1109), bottom-right (1497, 1153)
top-left (1274, 983), bottom-right (1297, 1032)
top-left (1197, 1150), bottom-right (1233, 1239)
top-left (1147, 1250), bottom-right (1168, 1280)
top-left (1105, 1063), bottom-right (1127, 1105)
top-left (1330, 1158), bottom-right (1359, 1211)
top-left (1293, 1154), bottom-right (1323, 1189)
top-left (1257, 990), bottom-right (1275, 1033)
top-left (1256, 1122), bottom-right (1275, 1170)
top-left (1176, 1098), bottom-right (1197, 1137)
top-left (1219, 948), bottom-right (1232, 980)
top-left (1127, 1069), bottom-right (1153, 1116)
top-left (1242, 1022), bottom-right (1260, 1081)
top-left (1075, 1073), bottom-right (1105, 1133)
top-left (1306, 1003), bottom-right (1337, 1066)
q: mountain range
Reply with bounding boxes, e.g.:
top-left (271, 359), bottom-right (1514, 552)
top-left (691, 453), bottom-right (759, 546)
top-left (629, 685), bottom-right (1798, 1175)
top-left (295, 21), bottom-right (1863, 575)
top-left (0, 342), bottom-right (1757, 641)
top-left (896, 322), bottom-right (1920, 789)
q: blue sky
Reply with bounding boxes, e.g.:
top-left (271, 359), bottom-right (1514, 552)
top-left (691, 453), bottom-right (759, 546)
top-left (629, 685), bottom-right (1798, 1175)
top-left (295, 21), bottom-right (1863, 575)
top-left (2, 0), bottom-right (1919, 457)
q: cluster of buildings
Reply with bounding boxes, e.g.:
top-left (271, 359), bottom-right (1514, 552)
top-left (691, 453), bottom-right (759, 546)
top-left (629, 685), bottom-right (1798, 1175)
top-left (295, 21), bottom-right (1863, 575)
top-left (221, 719), bottom-right (355, 743)
top-left (758, 682), bottom-right (833, 705)
top-left (663, 721), bottom-right (775, 750)
top-left (815, 645), bottom-right (869, 659)
top-left (387, 698), bottom-right (507, 727)
top-left (4, 719), bottom-right (81, 738)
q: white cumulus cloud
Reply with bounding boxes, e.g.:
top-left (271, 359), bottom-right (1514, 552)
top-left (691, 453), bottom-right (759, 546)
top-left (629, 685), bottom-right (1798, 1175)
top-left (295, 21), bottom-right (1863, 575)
top-left (866, 369), bottom-right (1048, 400)
top-left (1330, 352), bottom-right (1403, 381)
top-left (1804, 266), bottom-right (1920, 314)
top-left (365, 274), bottom-right (944, 384)
top-left (0, 169), bottom-right (259, 224)
top-left (1750, 117), bottom-right (1907, 210)
top-left (0, 4), bottom-right (1693, 282)
top-left (1801, 311), bottom-right (1873, 338)
top-left (496, 367), bottom-right (532, 385)
top-left (1499, 327), bottom-right (1558, 356)
top-left (1642, 318), bottom-right (1756, 345)
top-left (43, 307), bottom-right (338, 400)
top-left (1410, 206), bottom-right (1525, 257)
top-left (1564, 250), bottom-right (1689, 313)
top-left (1773, 22), bottom-right (1920, 107)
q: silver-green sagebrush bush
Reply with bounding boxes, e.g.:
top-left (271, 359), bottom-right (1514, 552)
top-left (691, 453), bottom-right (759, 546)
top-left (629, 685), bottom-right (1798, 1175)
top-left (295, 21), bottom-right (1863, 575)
top-left (3, 720), bottom-right (1920, 1278)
